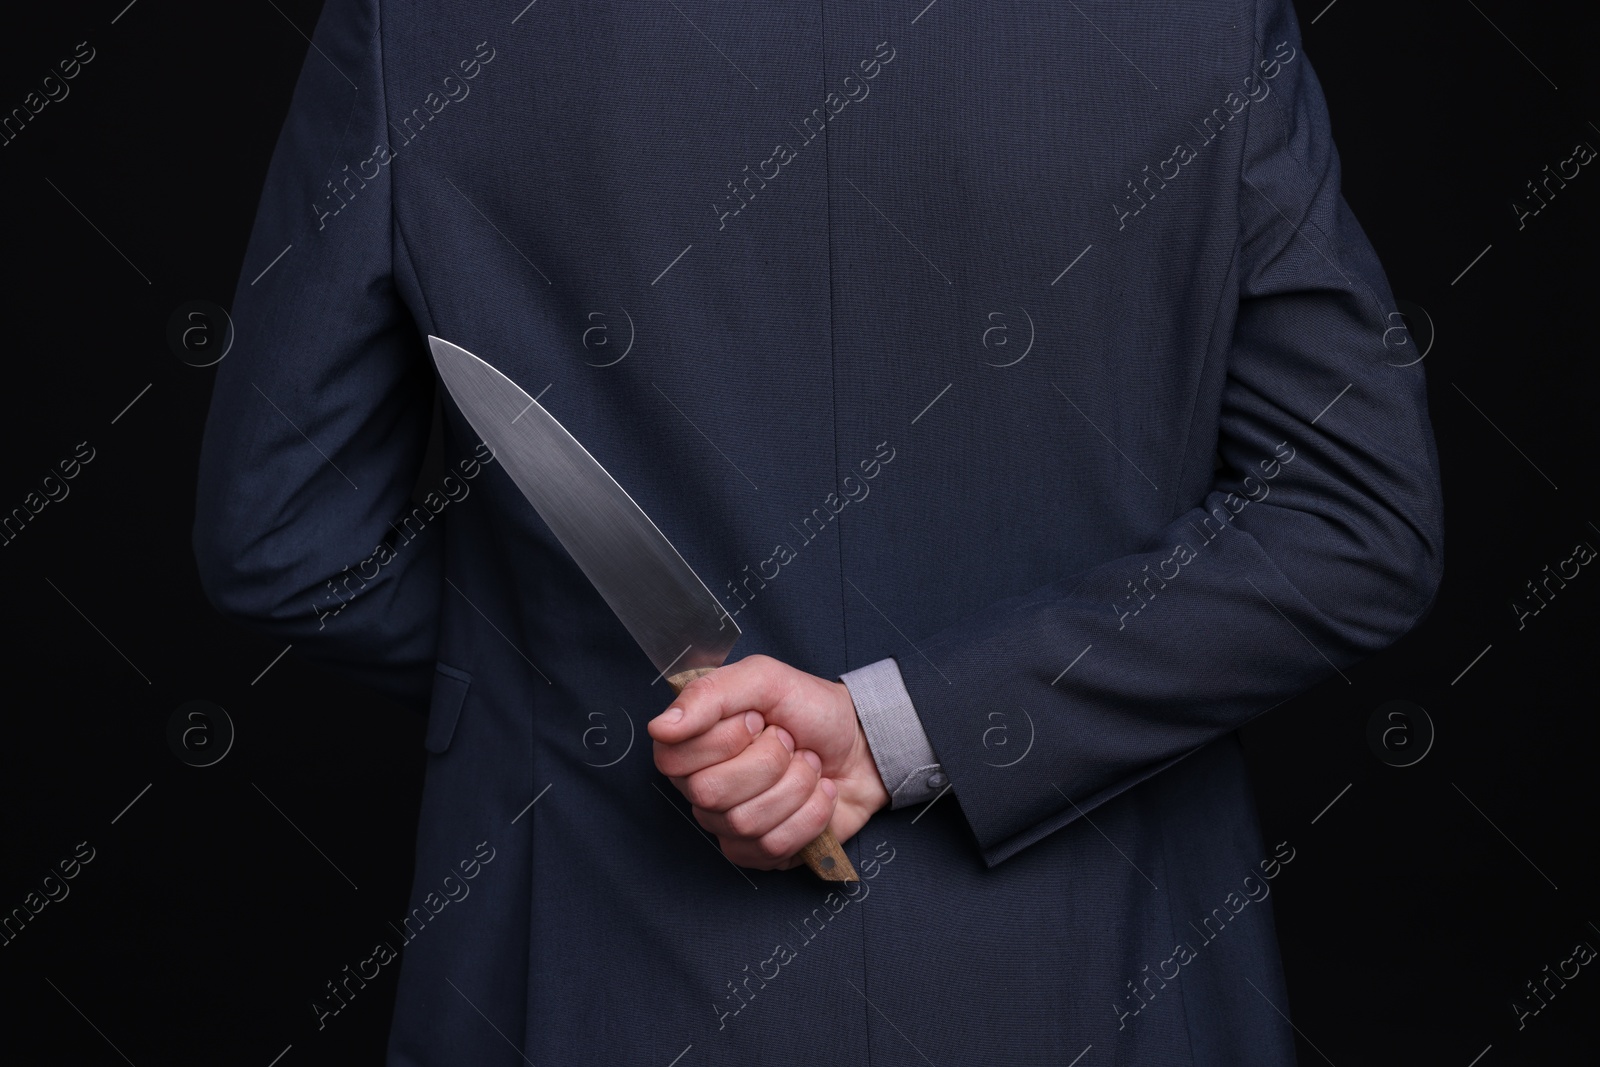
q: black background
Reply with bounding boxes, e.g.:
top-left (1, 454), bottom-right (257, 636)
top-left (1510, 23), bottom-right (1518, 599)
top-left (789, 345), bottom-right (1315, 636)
top-left (1, 2), bottom-right (1595, 1064)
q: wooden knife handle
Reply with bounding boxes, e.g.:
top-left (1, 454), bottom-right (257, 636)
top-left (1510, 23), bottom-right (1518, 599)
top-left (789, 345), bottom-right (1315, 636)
top-left (667, 667), bottom-right (859, 882)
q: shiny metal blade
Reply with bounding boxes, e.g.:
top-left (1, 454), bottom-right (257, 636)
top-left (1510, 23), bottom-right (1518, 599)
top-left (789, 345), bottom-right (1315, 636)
top-left (428, 336), bottom-right (739, 679)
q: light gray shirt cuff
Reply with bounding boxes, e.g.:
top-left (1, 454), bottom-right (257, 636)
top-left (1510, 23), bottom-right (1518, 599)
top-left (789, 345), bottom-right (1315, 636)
top-left (840, 657), bottom-right (948, 810)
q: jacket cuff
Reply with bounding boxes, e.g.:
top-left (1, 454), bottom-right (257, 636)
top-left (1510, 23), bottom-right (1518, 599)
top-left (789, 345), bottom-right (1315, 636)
top-left (840, 657), bottom-right (948, 809)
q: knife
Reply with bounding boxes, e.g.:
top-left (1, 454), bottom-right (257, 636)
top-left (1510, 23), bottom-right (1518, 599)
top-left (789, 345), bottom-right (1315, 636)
top-left (428, 335), bottom-right (858, 882)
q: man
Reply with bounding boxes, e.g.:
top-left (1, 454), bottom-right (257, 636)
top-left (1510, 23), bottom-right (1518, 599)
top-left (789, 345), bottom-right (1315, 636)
top-left (195, 0), bottom-right (1442, 1063)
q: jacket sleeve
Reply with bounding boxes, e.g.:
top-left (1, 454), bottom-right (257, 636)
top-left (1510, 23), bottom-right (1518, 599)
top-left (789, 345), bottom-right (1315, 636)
top-left (192, 0), bottom-right (442, 712)
top-left (894, 0), bottom-right (1444, 866)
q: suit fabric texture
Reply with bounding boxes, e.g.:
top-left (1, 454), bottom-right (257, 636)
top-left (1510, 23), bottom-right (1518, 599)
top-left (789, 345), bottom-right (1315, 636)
top-left (194, 0), bottom-right (1444, 1063)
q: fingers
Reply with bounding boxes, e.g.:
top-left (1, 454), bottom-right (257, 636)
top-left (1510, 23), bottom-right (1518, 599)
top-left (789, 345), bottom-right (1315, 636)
top-left (647, 654), bottom-right (853, 872)
top-left (695, 747), bottom-right (823, 841)
top-left (647, 655), bottom-right (795, 745)
top-left (653, 709), bottom-right (764, 779)
top-left (718, 776), bottom-right (838, 870)
top-left (680, 724), bottom-right (796, 813)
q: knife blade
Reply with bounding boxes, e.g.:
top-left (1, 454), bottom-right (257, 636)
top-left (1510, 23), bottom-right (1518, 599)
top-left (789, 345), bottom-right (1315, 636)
top-left (428, 335), bottom-right (858, 882)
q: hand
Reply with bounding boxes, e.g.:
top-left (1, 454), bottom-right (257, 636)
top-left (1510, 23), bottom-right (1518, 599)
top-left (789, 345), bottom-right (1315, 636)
top-left (647, 654), bottom-right (891, 870)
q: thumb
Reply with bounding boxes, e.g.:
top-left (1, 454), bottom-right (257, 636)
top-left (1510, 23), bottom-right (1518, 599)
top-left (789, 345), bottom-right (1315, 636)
top-left (647, 670), bottom-right (738, 743)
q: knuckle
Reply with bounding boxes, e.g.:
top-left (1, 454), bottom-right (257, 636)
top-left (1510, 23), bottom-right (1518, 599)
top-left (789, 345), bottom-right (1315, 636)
top-left (798, 754), bottom-right (821, 786)
top-left (804, 791), bottom-right (833, 833)
top-left (652, 744), bottom-right (682, 777)
top-left (683, 777), bottom-right (721, 810)
top-left (721, 841), bottom-right (770, 870)
top-left (725, 805), bottom-right (759, 839)
top-left (754, 832), bottom-right (790, 861)
top-left (717, 719), bottom-right (754, 757)
top-left (683, 671), bottom-right (718, 701)
top-left (758, 747), bottom-right (788, 782)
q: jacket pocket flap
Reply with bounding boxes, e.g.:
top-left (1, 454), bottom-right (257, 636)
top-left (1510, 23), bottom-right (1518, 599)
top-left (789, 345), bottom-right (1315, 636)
top-left (425, 663), bottom-right (472, 753)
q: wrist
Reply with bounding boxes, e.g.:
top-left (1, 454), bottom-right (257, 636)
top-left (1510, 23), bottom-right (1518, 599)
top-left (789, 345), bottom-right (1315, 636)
top-left (837, 681), bottom-right (892, 817)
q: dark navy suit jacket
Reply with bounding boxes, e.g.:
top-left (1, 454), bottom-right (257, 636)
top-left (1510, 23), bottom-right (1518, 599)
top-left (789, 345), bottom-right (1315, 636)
top-left (195, 0), bottom-right (1443, 1063)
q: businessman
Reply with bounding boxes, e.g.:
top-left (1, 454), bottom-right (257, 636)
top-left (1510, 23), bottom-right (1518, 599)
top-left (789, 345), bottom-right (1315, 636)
top-left (195, 0), bottom-right (1443, 1063)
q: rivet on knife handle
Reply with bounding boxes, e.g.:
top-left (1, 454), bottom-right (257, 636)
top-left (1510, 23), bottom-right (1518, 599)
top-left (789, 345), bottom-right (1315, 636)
top-left (667, 667), bottom-right (860, 882)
